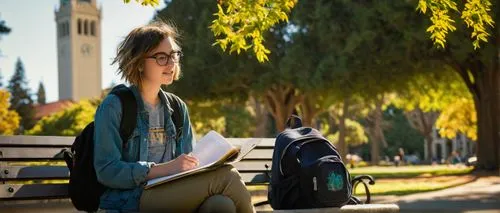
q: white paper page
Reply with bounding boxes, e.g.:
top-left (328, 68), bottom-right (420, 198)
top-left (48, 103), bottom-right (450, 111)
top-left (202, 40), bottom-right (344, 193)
top-left (191, 131), bottom-right (233, 167)
top-left (146, 131), bottom-right (234, 187)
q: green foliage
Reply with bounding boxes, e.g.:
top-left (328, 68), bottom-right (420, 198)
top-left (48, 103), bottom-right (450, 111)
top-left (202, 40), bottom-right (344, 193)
top-left (187, 100), bottom-right (226, 138)
top-left (0, 89), bottom-right (20, 135)
top-left (383, 106), bottom-right (425, 158)
top-left (36, 82), bottom-right (46, 105)
top-left (393, 67), bottom-right (472, 111)
top-left (210, 0), bottom-right (297, 62)
top-left (26, 100), bottom-right (97, 136)
top-left (327, 119), bottom-right (368, 146)
top-left (223, 103), bottom-right (255, 138)
top-left (417, 0), bottom-right (495, 49)
top-left (124, 0), bottom-right (296, 62)
top-left (186, 99), bottom-right (254, 138)
top-left (392, 67), bottom-right (475, 143)
top-left (7, 58), bottom-right (36, 132)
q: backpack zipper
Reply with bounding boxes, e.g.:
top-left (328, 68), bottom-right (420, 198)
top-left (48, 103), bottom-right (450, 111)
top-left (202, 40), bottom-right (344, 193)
top-left (313, 176), bottom-right (318, 191)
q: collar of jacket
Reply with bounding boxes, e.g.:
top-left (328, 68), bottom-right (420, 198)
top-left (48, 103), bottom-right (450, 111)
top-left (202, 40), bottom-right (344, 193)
top-left (129, 84), bottom-right (174, 116)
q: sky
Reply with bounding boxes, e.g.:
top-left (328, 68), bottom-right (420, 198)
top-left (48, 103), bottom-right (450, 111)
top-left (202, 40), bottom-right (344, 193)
top-left (0, 0), bottom-right (166, 103)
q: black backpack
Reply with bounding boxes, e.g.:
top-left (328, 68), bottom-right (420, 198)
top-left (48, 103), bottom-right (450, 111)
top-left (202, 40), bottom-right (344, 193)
top-left (62, 84), bottom-right (184, 212)
top-left (268, 115), bottom-right (360, 209)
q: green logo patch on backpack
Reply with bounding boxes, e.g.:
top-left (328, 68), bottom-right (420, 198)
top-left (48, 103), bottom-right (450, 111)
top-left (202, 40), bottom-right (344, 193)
top-left (327, 171), bottom-right (344, 191)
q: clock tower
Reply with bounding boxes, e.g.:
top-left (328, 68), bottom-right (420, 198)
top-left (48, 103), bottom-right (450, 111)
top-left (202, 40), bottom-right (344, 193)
top-left (55, 0), bottom-right (101, 101)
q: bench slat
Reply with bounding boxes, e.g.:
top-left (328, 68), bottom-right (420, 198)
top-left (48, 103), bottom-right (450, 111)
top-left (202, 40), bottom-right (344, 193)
top-left (243, 149), bottom-right (273, 160)
top-left (0, 136), bottom-right (74, 147)
top-left (233, 160), bottom-right (272, 171)
top-left (0, 173), bottom-right (267, 200)
top-left (0, 166), bottom-right (69, 180)
top-left (0, 148), bottom-right (67, 160)
top-left (0, 168), bottom-right (267, 185)
top-left (0, 184), bottom-right (69, 199)
top-left (0, 164), bottom-right (270, 182)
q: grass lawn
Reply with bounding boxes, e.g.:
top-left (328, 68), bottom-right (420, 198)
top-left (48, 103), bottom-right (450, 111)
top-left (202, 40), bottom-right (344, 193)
top-left (353, 175), bottom-right (476, 196)
top-left (349, 165), bottom-right (474, 179)
top-left (248, 165), bottom-right (476, 197)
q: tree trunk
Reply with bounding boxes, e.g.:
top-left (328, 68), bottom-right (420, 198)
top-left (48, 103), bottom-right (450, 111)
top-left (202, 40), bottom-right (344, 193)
top-left (404, 108), bottom-right (438, 162)
top-left (370, 98), bottom-right (384, 165)
top-left (263, 85), bottom-right (303, 132)
top-left (299, 96), bottom-right (316, 127)
top-left (338, 97), bottom-right (349, 160)
top-left (474, 67), bottom-right (499, 170)
top-left (249, 95), bottom-right (268, 137)
top-left (449, 56), bottom-right (499, 170)
top-left (494, 7), bottom-right (500, 172)
top-left (417, 109), bottom-right (435, 163)
top-left (424, 134), bottom-right (433, 162)
top-left (365, 96), bottom-right (386, 165)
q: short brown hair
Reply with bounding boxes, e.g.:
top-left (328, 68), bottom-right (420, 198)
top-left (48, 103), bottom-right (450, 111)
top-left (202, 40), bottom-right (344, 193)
top-left (112, 21), bottom-right (181, 88)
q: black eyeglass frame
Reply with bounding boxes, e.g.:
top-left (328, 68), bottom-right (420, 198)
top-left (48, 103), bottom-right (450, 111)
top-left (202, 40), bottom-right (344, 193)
top-left (145, 51), bottom-right (183, 66)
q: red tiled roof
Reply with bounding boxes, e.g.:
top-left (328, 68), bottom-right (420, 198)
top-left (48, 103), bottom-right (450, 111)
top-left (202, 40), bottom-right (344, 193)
top-left (34, 100), bottom-right (74, 120)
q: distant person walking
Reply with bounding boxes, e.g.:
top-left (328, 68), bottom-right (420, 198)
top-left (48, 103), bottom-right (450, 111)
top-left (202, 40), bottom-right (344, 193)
top-left (395, 147), bottom-right (405, 167)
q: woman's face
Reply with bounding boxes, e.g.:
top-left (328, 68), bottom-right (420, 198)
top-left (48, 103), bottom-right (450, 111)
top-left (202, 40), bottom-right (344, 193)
top-left (142, 37), bottom-right (179, 87)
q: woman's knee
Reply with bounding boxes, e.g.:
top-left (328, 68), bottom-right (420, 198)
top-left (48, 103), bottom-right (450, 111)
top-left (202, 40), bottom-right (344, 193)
top-left (198, 195), bottom-right (236, 213)
top-left (217, 165), bottom-right (243, 182)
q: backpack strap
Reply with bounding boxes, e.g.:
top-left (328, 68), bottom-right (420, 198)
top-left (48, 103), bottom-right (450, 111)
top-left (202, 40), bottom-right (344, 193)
top-left (110, 84), bottom-right (138, 143)
top-left (163, 92), bottom-right (184, 142)
top-left (286, 115), bottom-right (302, 129)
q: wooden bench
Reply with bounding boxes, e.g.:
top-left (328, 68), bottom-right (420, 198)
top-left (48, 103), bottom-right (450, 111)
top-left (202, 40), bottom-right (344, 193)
top-left (0, 136), bottom-right (399, 212)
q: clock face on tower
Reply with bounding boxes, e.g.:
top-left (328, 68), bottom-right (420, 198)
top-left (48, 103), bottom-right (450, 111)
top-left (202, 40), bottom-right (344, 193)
top-left (81, 43), bottom-right (92, 56)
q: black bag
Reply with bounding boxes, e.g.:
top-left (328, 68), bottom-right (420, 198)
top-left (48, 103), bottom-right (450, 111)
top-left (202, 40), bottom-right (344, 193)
top-left (62, 84), bottom-right (184, 212)
top-left (268, 115), bottom-right (359, 209)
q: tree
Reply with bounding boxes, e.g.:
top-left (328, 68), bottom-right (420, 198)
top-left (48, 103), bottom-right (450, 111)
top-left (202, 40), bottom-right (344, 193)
top-left (363, 95), bottom-right (393, 165)
top-left (417, 0), bottom-right (499, 170)
top-left (0, 18), bottom-right (11, 57)
top-left (403, 108), bottom-right (439, 161)
top-left (26, 100), bottom-right (96, 136)
top-left (7, 58), bottom-right (36, 133)
top-left (0, 90), bottom-right (20, 135)
top-left (392, 68), bottom-right (471, 161)
top-left (383, 106), bottom-right (425, 161)
top-left (0, 18), bottom-right (10, 38)
top-left (155, 0), bottom-right (303, 133)
top-left (326, 119), bottom-right (368, 148)
top-left (37, 81), bottom-right (46, 105)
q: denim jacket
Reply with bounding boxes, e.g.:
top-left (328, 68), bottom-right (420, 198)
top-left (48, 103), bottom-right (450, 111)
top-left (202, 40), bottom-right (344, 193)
top-left (93, 85), bottom-right (195, 212)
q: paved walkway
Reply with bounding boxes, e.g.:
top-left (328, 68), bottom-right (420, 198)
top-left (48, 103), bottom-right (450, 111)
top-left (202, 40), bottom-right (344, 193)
top-left (374, 175), bottom-right (500, 213)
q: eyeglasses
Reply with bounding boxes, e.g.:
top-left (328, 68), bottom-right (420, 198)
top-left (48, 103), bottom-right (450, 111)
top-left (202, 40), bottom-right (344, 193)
top-left (145, 51), bottom-right (183, 66)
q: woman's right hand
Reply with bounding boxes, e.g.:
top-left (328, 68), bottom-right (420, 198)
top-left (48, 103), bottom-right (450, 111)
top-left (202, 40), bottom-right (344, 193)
top-left (146, 153), bottom-right (199, 180)
top-left (170, 153), bottom-right (199, 173)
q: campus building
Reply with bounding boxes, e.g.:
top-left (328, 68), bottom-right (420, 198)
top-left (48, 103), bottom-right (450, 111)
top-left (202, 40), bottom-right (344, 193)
top-left (425, 126), bottom-right (476, 163)
top-left (55, 0), bottom-right (102, 101)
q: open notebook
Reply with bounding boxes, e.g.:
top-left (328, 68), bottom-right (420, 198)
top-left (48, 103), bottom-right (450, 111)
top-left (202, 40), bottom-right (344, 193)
top-left (145, 131), bottom-right (260, 189)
